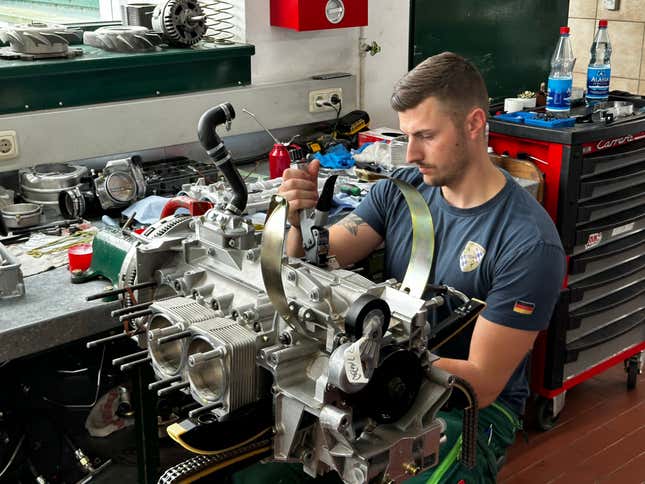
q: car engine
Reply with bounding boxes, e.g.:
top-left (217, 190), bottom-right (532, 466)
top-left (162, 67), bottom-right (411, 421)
top-left (89, 103), bottom-right (483, 484)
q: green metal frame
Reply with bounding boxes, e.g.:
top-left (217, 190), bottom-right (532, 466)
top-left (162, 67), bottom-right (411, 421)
top-left (0, 43), bottom-right (254, 115)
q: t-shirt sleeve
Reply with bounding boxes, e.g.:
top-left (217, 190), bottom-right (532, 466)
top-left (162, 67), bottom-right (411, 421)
top-left (482, 241), bottom-right (566, 331)
top-left (352, 178), bottom-right (393, 236)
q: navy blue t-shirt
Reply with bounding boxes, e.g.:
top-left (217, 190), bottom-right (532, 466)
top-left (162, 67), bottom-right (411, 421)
top-left (354, 167), bottom-right (566, 415)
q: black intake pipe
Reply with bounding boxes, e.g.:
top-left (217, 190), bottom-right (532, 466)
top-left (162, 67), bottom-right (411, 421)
top-left (197, 103), bottom-right (247, 214)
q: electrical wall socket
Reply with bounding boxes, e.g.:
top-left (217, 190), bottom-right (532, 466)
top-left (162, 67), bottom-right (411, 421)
top-left (603, 0), bottom-right (619, 10)
top-left (0, 130), bottom-right (18, 161)
top-left (309, 88), bottom-right (343, 113)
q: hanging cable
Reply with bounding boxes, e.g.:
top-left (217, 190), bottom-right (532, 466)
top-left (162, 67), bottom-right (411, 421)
top-left (0, 434), bottom-right (25, 480)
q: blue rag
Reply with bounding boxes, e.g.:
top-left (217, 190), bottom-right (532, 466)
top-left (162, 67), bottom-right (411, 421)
top-left (122, 195), bottom-right (188, 225)
top-left (314, 144), bottom-right (355, 169)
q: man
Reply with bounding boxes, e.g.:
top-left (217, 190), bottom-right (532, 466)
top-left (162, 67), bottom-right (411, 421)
top-left (240, 52), bottom-right (566, 483)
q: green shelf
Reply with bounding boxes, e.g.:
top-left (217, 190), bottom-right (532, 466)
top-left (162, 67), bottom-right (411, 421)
top-left (0, 42), bottom-right (255, 115)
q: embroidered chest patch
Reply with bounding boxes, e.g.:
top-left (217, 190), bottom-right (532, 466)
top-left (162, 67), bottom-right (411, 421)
top-left (459, 241), bottom-right (486, 272)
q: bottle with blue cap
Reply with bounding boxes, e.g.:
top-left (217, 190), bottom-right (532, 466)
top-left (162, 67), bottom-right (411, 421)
top-left (546, 26), bottom-right (576, 117)
top-left (586, 19), bottom-right (612, 105)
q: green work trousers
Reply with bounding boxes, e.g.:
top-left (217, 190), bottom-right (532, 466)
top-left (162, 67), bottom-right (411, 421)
top-left (232, 400), bottom-right (521, 484)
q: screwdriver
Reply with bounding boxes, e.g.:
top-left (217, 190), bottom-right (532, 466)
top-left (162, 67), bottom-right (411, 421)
top-left (338, 184), bottom-right (362, 196)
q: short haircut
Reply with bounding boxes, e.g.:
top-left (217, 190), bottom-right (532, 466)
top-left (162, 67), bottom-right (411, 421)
top-left (391, 52), bottom-right (489, 124)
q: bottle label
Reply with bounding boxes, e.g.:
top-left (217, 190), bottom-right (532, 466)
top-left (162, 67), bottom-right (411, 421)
top-left (546, 77), bottom-right (572, 112)
top-left (586, 66), bottom-right (611, 100)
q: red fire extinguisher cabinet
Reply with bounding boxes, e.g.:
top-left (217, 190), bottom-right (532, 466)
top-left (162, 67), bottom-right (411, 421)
top-left (270, 0), bottom-right (368, 31)
top-left (488, 94), bottom-right (645, 426)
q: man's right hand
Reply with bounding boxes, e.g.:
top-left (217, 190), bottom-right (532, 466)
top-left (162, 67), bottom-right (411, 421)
top-left (277, 159), bottom-right (320, 227)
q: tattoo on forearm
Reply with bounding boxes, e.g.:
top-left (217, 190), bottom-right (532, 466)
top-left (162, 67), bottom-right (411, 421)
top-left (339, 213), bottom-right (365, 237)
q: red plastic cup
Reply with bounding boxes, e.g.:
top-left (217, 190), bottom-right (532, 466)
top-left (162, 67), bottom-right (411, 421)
top-left (68, 243), bottom-right (93, 272)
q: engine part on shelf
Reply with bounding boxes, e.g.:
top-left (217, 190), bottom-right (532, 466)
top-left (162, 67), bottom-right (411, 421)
top-left (20, 163), bottom-right (88, 212)
top-left (201, 0), bottom-right (235, 44)
top-left (83, 26), bottom-right (163, 53)
top-left (83, 102), bottom-right (484, 483)
top-left (59, 156), bottom-right (221, 219)
top-left (122, 3), bottom-right (157, 29)
top-left (58, 156), bottom-right (145, 218)
top-left (152, 0), bottom-right (207, 47)
top-left (0, 23), bottom-right (83, 60)
top-left (94, 156), bottom-right (147, 209)
top-left (141, 156), bottom-right (220, 194)
top-left (0, 203), bottom-right (43, 229)
top-left (0, 242), bottom-right (25, 298)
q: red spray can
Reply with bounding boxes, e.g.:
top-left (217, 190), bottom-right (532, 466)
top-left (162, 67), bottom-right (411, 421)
top-left (269, 143), bottom-right (291, 179)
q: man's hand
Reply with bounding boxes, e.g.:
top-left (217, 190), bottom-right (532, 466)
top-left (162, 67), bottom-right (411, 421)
top-left (278, 160), bottom-right (320, 228)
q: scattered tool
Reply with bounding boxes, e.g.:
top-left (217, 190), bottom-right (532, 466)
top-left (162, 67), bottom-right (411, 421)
top-left (242, 108), bottom-right (300, 179)
top-left (338, 183), bottom-right (362, 196)
top-left (26, 230), bottom-right (94, 258)
top-left (12, 217), bottom-right (83, 236)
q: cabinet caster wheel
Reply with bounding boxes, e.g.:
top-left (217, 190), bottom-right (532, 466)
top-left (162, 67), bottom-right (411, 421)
top-left (626, 359), bottom-right (639, 390)
top-left (536, 396), bottom-right (560, 431)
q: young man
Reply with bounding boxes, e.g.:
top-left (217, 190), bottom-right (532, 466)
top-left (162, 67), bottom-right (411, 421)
top-left (242, 52), bottom-right (566, 482)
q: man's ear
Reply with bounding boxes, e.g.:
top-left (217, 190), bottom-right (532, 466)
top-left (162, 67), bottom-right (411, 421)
top-left (465, 108), bottom-right (487, 140)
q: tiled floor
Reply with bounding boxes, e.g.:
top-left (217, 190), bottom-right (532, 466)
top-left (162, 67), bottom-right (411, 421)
top-left (499, 360), bottom-right (645, 483)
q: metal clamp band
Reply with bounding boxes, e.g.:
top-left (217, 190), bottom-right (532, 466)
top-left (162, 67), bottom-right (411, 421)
top-left (390, 178), bottom-right (435, 298)
top-left (259, 195), bottom-right (304, 333)
top-left (367, 175), bottom-right (435, 298)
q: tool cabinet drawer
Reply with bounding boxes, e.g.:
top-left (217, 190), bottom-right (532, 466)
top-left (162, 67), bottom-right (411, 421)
top-left (574, 204), bottom-right (645, 246)
top-left (569, 262), bottom-right (645, 310)
top-left (578, 160), bottom-right (645, 201)
top-left (569, 229), bottom-right (645, 277)
top-left (580, 142), bottom-right (645, 178)
top-left (563, 314), bottom-right (645, 382)
top-left (576, 186), bottom-right (645, 225)
top-left (567, 278), bottom-right (645, 341)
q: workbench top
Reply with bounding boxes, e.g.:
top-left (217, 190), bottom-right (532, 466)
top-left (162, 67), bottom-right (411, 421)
top-left (0, 266), bottom-right (119, 362)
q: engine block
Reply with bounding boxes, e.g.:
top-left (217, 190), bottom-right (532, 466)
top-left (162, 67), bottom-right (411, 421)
top-left (92, 103), bottom-right (480, 484)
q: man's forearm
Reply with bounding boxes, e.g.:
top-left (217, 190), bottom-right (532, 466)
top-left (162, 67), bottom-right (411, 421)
top-left (286, 225), bottom-right (305, 257)
top-left (434, 357), bottom-right (498, 408)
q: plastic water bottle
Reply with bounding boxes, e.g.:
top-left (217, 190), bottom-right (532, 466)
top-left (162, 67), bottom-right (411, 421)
top-left (586, 19), bottom-right (612, 105)
top-left (546, 26), bottom-right (576, 117)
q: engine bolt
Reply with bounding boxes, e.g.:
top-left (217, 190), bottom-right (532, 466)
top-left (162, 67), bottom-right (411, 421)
top-left (279, 332), bottom-right (292, 345)
top-left (188, 347), bottom-right (225, 367)
top-left (287, 272), bottom-right (296, 282)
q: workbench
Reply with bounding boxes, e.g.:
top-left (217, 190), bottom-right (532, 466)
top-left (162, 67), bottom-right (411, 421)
top-left (0, 266), bottom-right (119, 362)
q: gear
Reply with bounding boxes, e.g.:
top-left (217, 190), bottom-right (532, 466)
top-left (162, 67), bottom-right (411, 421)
top-left (83, 26), bottom-right (162, 53)
top-left (0, 22), bottom-right (82, 56)
top-left (152, 0), bottom-right (207, 47)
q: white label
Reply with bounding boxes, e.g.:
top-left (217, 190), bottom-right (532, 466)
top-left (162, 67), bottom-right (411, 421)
top-left (344, 338), bottom-right (368, 384)
top-left (611, 223), bottom-right (635, 237)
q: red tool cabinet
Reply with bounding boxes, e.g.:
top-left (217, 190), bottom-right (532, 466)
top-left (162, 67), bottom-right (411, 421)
top-left (488, 94), bottom-right (645, 429)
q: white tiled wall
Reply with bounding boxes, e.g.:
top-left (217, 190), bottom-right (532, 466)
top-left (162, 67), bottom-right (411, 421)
top-left (568, 0), bottom-right (645, 95)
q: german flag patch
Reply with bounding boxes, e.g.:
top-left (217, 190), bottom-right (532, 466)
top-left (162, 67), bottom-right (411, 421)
top-left (513, 300), bottom-right (535, 315)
